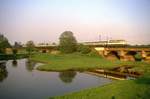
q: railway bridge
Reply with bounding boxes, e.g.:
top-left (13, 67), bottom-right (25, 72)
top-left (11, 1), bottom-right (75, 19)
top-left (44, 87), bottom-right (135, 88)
top-left (22, 45), bottom-right (150, 62)
top-left (35, 46), bottom-right (57, 53)
top-left (95, 47), bottom-right (150, 61)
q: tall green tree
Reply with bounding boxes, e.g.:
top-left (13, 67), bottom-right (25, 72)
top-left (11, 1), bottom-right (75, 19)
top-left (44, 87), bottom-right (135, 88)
top-left (26, 41), bottom-right (35, 58)
top-left (14, 42), bottom-right (22, 48)
top-left (59, 31), bottom-right (77, 53)
top-left (0, 34), bottom-right (11, 53)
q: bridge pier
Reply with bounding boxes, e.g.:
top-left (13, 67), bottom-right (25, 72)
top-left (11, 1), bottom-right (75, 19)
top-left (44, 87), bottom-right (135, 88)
top-left (141, 50), bottom-right (147, 61)
top-left (124, 55), bottom-right (135, 61)
top-left (145, 57), bottom-right (150, 62)
top-left (118, 50), bottom-right (127, 61)
top-left (103, 50), bottom-right (109, 56)
top-left (140, 51), bottom-right (150, 62)
top-left (103, 50), bottom-right (120, 60)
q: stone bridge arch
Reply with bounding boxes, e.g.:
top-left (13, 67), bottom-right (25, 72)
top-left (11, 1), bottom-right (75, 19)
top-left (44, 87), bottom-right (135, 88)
top-left (145, 52), bottom-right (150, 62)
top-left (126, 51), bottom-right (137, 55)
top-left (125, 51), bottom-right (137, 61)
top-left (106, 51), bottom-right (120, 60)
top-left (41, 49), bottom-right (49, 53)
top-left (95, 47), bottom-right (150, 62)
top-left (147, 53), bottom-right (150, 56)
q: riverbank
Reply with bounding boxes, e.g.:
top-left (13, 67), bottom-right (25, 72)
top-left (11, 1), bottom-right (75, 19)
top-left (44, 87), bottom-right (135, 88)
top-left (0, 54), bottom-right (28, 60)
top-left (31, 53), bottom-right (149, 71)
top-left (31, 53), bottom-right (150, 99)
top-left (52, 73), bottom-right (150, 99)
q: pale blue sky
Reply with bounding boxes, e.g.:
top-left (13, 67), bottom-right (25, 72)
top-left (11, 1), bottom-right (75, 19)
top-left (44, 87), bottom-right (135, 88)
top-left (0, 0), bottom-right (150, 44)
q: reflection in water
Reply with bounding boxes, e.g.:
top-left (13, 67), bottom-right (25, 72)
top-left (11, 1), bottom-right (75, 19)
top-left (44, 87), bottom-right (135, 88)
top-left (59, 71), bottom-right (77, 83)
top-left (0, 59), bottom-right (112, 99)
top-left (12, 60), bottom-right (18, 67)
top-left (25, 60), bottom-right (36, 72)
top-left (0, 62), bottom-right (8, 82)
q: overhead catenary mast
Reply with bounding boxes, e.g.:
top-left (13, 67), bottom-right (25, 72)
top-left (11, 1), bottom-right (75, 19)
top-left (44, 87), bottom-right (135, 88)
top-left (99, 34), bottom-right (101, 41)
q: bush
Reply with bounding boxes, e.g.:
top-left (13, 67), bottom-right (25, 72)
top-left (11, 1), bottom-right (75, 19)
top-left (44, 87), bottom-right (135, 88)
top-left (12, 48), bottom-right (18, 54)
top-left (134, 53), bottom-right (142, 61)
top-left (77, 44), bottom-right (91, 54)
top-left (88, 49), bottom-right (102, 57)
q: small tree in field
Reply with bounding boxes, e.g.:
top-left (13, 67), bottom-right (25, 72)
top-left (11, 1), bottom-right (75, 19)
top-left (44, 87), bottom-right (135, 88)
top-left (26, 41), bottom-right (35, 58)
top-left (0, 34), bottom-right (11, 53)
top-left (59, 31), bottom-right (77, 53)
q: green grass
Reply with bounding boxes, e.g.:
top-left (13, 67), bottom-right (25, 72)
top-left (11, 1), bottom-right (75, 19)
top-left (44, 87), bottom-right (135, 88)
top-left (31, 53), bottom-right (150, 99)
top-left (31, 53), bottom-right (149, 71)
top-left (52, 76), bottom-right (150, 99)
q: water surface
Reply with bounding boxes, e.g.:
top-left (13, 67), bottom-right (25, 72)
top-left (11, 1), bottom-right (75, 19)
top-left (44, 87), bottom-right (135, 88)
top-left (0, 59), bottom-right (112, 99)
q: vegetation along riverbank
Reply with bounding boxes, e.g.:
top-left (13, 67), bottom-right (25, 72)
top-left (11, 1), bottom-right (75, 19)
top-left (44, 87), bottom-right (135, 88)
top-left (31, 52), bottom-right (150, 99)
top-left (31, 53), bottom-right (149, 72)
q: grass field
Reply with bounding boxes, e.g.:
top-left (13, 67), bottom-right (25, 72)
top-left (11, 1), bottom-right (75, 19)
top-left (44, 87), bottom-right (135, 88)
top-left (31, 53), bottom-right (150, 99)
top-left (51, 74), bottom-right (150, 99)
top-left (31, 53), bottom-right (149, 71)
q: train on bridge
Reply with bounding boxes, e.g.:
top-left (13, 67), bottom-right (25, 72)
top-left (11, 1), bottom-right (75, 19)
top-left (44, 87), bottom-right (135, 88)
top-left (82, 40), bottom-right (127, 47)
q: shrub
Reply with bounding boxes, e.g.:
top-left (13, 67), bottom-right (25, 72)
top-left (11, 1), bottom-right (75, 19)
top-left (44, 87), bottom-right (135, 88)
top-left (12, 48), bottom-right (18, 54)
top-left (88, 49), bottom-right (102, 57)
top-left (134, 53), bottom-right (142, 61)
top-left (77, 44), bottom-right (91, 54)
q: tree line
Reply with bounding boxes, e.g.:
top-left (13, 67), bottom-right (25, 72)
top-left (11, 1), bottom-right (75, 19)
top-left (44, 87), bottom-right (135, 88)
top-left (0, 31), bottom-right (93, 55)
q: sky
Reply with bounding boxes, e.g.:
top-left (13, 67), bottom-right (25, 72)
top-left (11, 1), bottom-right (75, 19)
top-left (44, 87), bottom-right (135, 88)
top-left (0, 0), bottom-right (150, 45)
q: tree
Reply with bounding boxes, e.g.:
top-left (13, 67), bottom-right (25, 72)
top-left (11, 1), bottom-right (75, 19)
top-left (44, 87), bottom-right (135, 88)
top-left (52, 42), bottom-right (56, 45)
top-left (12, 48), bottom-right (18, 54)
top-left (26, 41), bottom-right (35, 58)
top-left (0, 34), bottom-right (11, 53)
top-left (59, 31), bottom-right (77, 53)
top-left (12, 48), bottom-right (18, 60)
top-left (14, 42), bottom-right (22, 48)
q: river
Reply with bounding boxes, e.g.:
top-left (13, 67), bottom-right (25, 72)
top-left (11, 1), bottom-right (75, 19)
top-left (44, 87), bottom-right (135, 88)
top-left (0, 59), bottom-right (112, 99)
